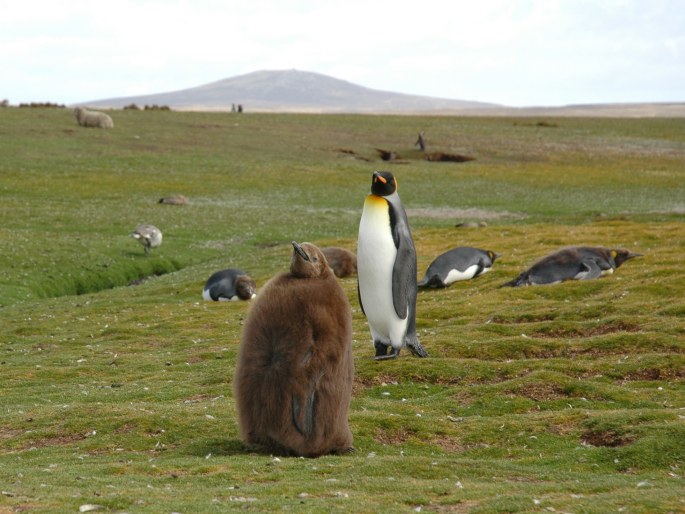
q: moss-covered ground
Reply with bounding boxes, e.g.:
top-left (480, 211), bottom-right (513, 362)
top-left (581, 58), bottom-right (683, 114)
top-left (0, 108), bottom-right (683, 512)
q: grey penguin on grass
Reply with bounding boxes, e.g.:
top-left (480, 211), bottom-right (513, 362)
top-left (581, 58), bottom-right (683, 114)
top-left (357, 170), bottom-right (428, 360)
top-left (234, 241), bottom-right (355, 457)
top-left (130, 224), bottom-right (162, 254)
top-left (418, 246), bottom-right (500, 288)
top-left (502, 246), bottom-right (642, 287)
top-left (202, 268), bottom-right (256, 301)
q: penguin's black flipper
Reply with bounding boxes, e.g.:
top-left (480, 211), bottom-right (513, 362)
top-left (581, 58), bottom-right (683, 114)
top-left (291, 368), bottom-right (325, 437)
top-left (291, 392), bottom-right (315, 437)
top-left (391, 241), bottom-right (414, 319)
top-left (500, 272), bottom-right (529, 288)
top-left (357, 282), bottom-right (366, 316)
top-left (417, 274), bottom-right (429, 288)
top-left (473, 258), bottom-right (486, 279)
top-left (417, 274), bottom-right (444, 289)
top-left (389, 206), bottom-right (416, 319)
top-left (577, 259), bottom-right (602, 280)
top-left (208, 278), bottom-right (229, 300)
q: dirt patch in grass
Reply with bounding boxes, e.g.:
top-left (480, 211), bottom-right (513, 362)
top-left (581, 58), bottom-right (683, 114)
top-left (354, 374), bottom-right (401, 388)
top-left (374, 427), bottom-right (417, 445)
top-left (431, 434), bottom-right (466, 452)
top-left (517, 382), bottom-right (569, 401)
top-left (622, 366), bottom-right (685, 381)
top-left (424, 500), bottom-right (481, 513)
top-left (581, 428), bottom-right (634, 447)
top-left (534, 321), bottom-right (642, 339)
top-left (336, 148), bottom-right (371, 161)
top-left (114, 422), bottom-right (137, 434)
top-left (19, 432), bottom-right (88, 450)
top-left (488, 313), bottom-right (558, 324)
top-left (0, 427), bottom-right (23, 443)
top-left (424, 151), bottom-right (475, 163)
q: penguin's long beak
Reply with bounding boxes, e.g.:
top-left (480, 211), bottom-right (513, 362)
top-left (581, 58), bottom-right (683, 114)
top-left (373, 171), bottom-right (387, 184)
top-left (291, 241), bottom-right (310, 261)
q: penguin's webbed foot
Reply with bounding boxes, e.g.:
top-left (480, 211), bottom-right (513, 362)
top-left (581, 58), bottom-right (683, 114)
top-left (406, 337), bottom-right (428, 358)
top-left (374, 346), bottom-right (401, 360)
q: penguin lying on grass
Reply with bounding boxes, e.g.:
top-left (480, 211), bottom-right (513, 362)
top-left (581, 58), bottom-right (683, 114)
top-left (357, 170), bottom-right (428, 360)
top-left (321, 247), bottom-right (357, 278)
top-left (502, 246), bottom-right (642, 287)
top-left (202, 268), bottom-right (256, 301)
top-left (418, 246), bottom-right (500, 288)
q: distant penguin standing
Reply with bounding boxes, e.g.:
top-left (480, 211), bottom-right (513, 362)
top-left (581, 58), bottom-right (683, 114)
top-left (321, 247), bottom-right (358, 278)
top-left (234, 242), bottom-right (355, 457)
top-left (418, 246), bottom-right (500, 288)
top-left (502, 246), bottom-right (642, 287)
top-left (130, 224), bottom-right (162, 254)
top-left (202, 268), bottom-right (257, 301)
top-left (357, 170), bottom-right (428, 360)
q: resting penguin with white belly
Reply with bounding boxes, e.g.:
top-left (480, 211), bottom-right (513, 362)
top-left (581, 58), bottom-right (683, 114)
top-left (357, 170), bottom-right (428, 360)
top-left (202, 268), bottom-right (257, 301)
top-left (502, 246), bottom-right (642, 287)
top-left (418, 246), bottom-right (500, 288)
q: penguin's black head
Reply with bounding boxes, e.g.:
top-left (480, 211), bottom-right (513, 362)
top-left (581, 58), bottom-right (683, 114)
top-left (370, 171), bottom-right (398, 197)
top-left (290, 241), bottom-right (331, 279)
top-left (488, 251), bottom-right (501, 263)
top-left (612, 249), bottom-right (642, 268)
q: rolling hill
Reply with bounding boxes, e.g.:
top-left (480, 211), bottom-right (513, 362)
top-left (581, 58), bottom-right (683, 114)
top-left (80, 69), bottom-right (685, 116)
top-left (81, 69), bottom-right (501, 113)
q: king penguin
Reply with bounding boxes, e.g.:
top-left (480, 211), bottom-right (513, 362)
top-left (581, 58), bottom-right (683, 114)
top-left (501, 246), bottom-right (642, 287)
top-left (418, 246), bottom-right (500, 288)
top-left (202, 268), bottom-right (257, 301)
top-left (234, 242), bottom-right (355, 457)
top-left (357, 170), bottom-right (428, 360)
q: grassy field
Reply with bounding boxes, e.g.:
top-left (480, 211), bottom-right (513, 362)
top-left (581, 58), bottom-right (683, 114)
top-left (0, 107), bottom-right (684, 513)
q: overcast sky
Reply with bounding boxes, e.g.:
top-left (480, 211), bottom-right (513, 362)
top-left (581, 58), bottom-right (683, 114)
top-left (2, 0), bottom-right (683, 107)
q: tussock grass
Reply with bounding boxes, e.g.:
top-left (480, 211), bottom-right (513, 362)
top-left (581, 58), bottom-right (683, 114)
top-left (1, 108), bottom-right (684, 512)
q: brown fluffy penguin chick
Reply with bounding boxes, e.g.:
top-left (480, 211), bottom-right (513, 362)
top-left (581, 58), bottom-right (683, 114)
top-left (234, 241), bottom-right (355, 457)
top-left (321, 246), bottom-right (358, 278)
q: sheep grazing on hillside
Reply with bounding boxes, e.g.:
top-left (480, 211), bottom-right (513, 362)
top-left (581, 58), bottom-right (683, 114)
top-left (74, 107), bottom-right (114, 128)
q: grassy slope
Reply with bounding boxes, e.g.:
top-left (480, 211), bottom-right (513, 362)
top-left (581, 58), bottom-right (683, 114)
top-left (0, 108), bottom-right (684, 513)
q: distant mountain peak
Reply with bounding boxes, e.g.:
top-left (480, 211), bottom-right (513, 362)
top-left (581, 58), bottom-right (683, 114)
top-left (81, 69), bottom-right (500, 113)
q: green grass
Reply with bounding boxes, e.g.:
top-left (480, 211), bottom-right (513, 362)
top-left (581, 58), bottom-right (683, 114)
top-left (1, 107), bottom-right (684, 512)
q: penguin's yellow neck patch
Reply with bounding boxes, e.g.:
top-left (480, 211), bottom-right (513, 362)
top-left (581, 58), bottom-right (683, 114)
top-left (366, 194), bottom-right (388, 206)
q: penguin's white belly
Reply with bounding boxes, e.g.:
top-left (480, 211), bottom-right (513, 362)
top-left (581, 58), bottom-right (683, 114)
top-left (358, 197), bottom-right (407, 346)
top-left (202, 288), bottom-right (239, 301)
top-left (444, 264), bottom-right (488, 284)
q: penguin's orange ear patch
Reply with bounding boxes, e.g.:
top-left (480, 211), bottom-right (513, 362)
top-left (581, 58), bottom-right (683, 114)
top-left (394, 178), bottom-right (398, 190)
top-left (611, 250), bottom-right (618, 258)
